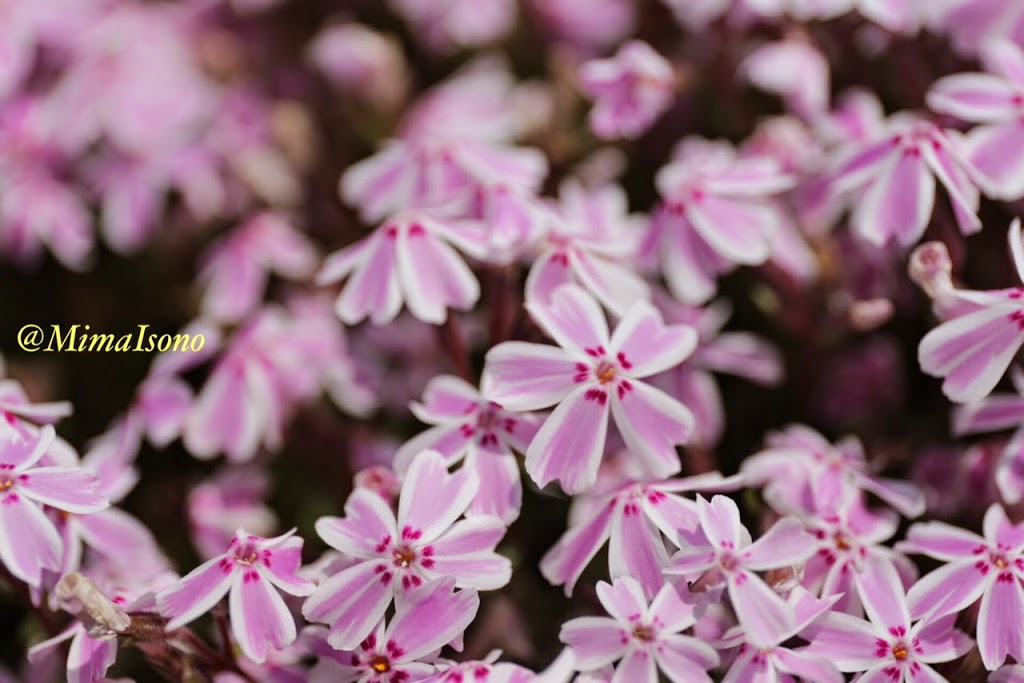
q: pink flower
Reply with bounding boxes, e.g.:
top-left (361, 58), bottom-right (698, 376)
top-left (578, 41), bottom-right (674, 140)
top-left (395, 375), bottom-right (541, 524)
top-left (156, 528), bottom-right (314, 663)
top-left (800, 499), bottom-right (917, 616)
top-left (645, 137), bottom-right (796, 304)
top-left (929, 40), bottom-right (1024, 200)
top-left (306, 23), bottom-right (409, 112)
top-left (741, 424), bottom-right (926, 518)
top-left (828, 115), bottom-right (981, 246)
top-left (899, 504), bottom-right (1024, 670)
top-left (560, 577), bottom-right (719, 683)
top-left (540, 469), bottom-right (742, 599)
top-left (390, 0), bottom-right (517, 52)
top-left (198, 212), bottom-right (319, 324)
top-left (740, 38), bottom-right (830, 120)
top-left (308, 577), bottom-right (479, 683)
top-left (303, 450), bottom-right (511, 650)
top-left (525, 0), bottom-right (635, 51)
top-left (803, 556), bottom-right (973, 681)
top-left (318, 213), bottom-right (480, 326)
top-left (340, 61), bottom-right (546, 223)
top-left (483, 285), bottom-right (697, 493)
top-left (0, 425), bottom-right (108, 587)
top-left (918, 219), bottom-right (1024, 403)
top-left (954, 368), bottom-right (1024, 504)
top-left (523, 182), bottom-right (649, 317)
top-left (716, 588), bottom-right (843, 683)
top-left (663, 495), bottom-right (816, 647)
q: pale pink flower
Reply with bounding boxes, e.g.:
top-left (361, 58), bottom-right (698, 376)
top-left (483, 285), bottom-right (697, 493)
top-left (742, 0), bottom-right (856, 20)
top-left (318, 213), bottom-right (480, 326)
top-left (803, 556), bottom-right (973, 681)
top-left (390, 0), bottom-right (517, 52)
top-left (526, 0), bottom-right (635, 51)
top-left (899, 504), bottom-right (1024, 670)
top-left (799, 499), bottom-right (917, 616)
top-left (578, 41), bottom-right (674, 140)
top-left (308, 577), bottom-right (479, 683)
top-left (741, 424), bottom-right (926, 518)
top-left (918, 219), bottom-right (1024, 403)
top-left (659, 0), bottom-right (729, 30)
top-left (645, 137), bottom-right (796, 304)
top-left (306, 23), bottom-right (410, 112)
top-left (828, 114), bottom-right (981, 246)
top-left (560, 577), bottom-right (719, 683)
top-left (0, 425), bottom-right (108, 588)
top-left (740, 38), bottom-right (830, 120)
top-left (198, 212), bottom-right (318, 324)
top-left (715, 588), bottom-right (842, 683)
top-left (524, 182), bottom-right (649, 317)
top-left (395, 375), bottom-right (541, 524)
top-left (540, 468), bottom-right (742, 599)
top-left (663, 495), bottom-right (817, 647)
top-left (928, 39), bottom-right (1024, 200)
top-left (340, 60), bottom-right (546, 223)
top-left (156, 529), bottom-right (314, 664)
top-left (303, 450), bottom-right (511, 650)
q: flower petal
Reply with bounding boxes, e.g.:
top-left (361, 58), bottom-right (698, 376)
top-left (964, 121), bottom-right (1024, 200)
top-left (906, 561), bottom-right (987, 621)
top-left (229, 571), bottom-right (296, 663)
top-left (802, 611), bottom-right (884, 671)
top-left (978, 572), bottom-right (1024, 671)
top-left (851, 149), bottom-right (934, 247)
top-left (66, 629), bottom-right (118, 683)
top-left (315, 490), bottom-right (397, 559)
top-left (655, 634), bottom-right (718, 683)
top-left (855, 555), bottom-right (910, 632)
top-left (386, 577), bottom-right (480, 662)
top-left (696, 495), bottom-right (745, 550)
top-left (525, 284), bottom-right (610, 356)
top-left (559, 617), bottom-right (629, 670)
top-left (482, 342), bottom-right (577, 411)
top-left (464, 447), bottom-right (522, 524)
top-left (540, 503), bottom-right (615, 596)
top-left (570, 250), bottom-right (651, 319)
top-left (927, 73), bottom-right (1020, 122)
top-left (608, 505), bottom-right (669, 601)
top-left (596, 577), bottom-right (648, 624)
top-left (898, 521), bottom-right (986, 561)
top-left (18, 467), bottom-right (107, 514)
top-left (398, 450), bottom-right (478, 543)
top-left (0, 493), bottom-right (62, 586)
top-left (158, 555), bottom-right (236, 630)
top-left (301, 560), bottom-right (393, 651)
top-left (610, 301), bottom-right (698, 378)
top-left (409, 375), bottom-right (481, 423)
top-left (611, 647), bottom-right (657, 683)
top-left (396, 223), bottom-right (480, 324)
top-left (525, 384), bottom-right (610, 494)
top-left (258, 536), bottom-right (314, 596)
top-left (335, 232), bottom-right (403, 326)
top-left (428, 516), bottom-right (511, 590)
top-left (610, 381), bottom-right (691, 480)
top-left (743, 517), bottom-right (816, 571)
top-left (727, 569), bottom-right (796, 648)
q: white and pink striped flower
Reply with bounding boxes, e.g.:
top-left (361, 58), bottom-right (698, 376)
top-left (156, 528), bottom-right (314, 664)
top-left (483, 285), bottom-right (697, 493)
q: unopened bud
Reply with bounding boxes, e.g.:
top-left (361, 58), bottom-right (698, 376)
top-left (909, 241), bottom-right (953, 299)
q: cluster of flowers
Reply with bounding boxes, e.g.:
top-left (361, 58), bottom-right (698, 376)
top-left (5, 0), bottom-right (1024, 682)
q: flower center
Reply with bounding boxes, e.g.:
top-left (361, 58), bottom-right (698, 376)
top-left (394, 547), bottom-right (416, 568)
top-left (595, 360), bottom-right (616, 384)
top-left (991, 548), bottom-right (1007, 573)
top-left (892, 643), bottom-right (908, 661)
top-left (719, 551), bottom-right (739, 572)
top-left (834, 533), bottom-right (851, 551)
top-left (370, 655), bottom-right (390, 673)
top-left (632, 626), bottom-right (655, 642)
top-left (234, 542), bottom-right (259, 565)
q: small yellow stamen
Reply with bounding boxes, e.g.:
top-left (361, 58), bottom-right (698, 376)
top-left (996, 557), bottom-right (1008, 570)
top-left (370, 655), bottom-right (390, 673)
top-left (892, 645), bottom-right (908, 661)
top-left (598, 367), bottom-right (616, 384)
top-left (632, 626), bottom-right (654, 642)
top-left (394, 548), bottom-right (416, 568)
